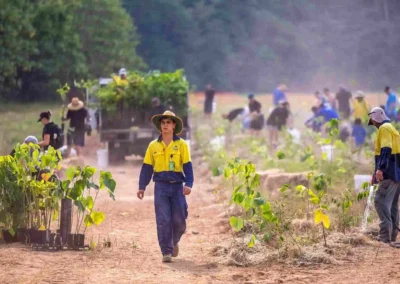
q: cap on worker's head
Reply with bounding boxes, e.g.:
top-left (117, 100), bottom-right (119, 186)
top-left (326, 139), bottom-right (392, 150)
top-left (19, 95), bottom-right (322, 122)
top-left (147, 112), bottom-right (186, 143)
top-left (151, 110), bottom-right (183, 135)
top-left (277, 84), bottom-right (288, 91)
top-left (119, 68), bottom-right (127, 76)
top-left (368, 107), bottom-right (390, 125)
top-left (24, 136), bottom-right (38, 145)
top-left (248, 93), bottom-right (255, 99)
top-left (355, 90), bottom-right (365, 98)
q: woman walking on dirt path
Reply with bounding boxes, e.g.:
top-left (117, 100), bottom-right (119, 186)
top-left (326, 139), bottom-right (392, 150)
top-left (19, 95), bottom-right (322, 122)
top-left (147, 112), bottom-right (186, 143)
top-left (38, 111), bottom-right (63, 151)
top-left (137, 110), bottom-right (194, 263)
top-left (369, 107), bottom-right (400, 244)
top-left (63, 97), bottom-right (89, 157)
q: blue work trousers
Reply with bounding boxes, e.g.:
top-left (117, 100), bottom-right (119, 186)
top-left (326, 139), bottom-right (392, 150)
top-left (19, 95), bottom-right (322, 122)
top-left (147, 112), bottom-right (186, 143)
top-left (154, 182), bottom-right (188, 255)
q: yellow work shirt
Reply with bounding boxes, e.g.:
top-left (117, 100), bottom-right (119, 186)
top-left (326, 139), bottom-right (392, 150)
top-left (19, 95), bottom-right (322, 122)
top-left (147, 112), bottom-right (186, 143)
top-left (353, 100), bottom-right (369, 121)
top-left (139, 135), bottom-right (193, 190)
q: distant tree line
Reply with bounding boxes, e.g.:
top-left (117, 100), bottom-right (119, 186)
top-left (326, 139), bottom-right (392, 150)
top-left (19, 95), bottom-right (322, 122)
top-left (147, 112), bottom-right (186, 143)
top-left (2, 0), bottom-right (400, 101)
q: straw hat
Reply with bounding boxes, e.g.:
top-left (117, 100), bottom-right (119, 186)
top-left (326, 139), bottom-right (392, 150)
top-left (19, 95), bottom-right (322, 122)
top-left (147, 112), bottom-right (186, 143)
top-left (151, 111), bottom-right (183, 135)
top-left (68, 97), bottom-right (84, 111)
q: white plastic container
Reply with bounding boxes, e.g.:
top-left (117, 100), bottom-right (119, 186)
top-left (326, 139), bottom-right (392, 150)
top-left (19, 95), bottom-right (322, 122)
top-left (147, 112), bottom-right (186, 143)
top-left (288, 128), bottom-right (301, 144)
top-left (321, 145), bottom-right (334, 161)
top-left (354, 175), bottom-right (371, 193)
top-left (97, 148), bottom-right (109, 169)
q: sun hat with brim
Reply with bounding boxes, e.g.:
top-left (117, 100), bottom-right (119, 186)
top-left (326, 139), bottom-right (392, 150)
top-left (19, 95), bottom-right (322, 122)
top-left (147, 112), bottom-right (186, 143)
top-left (68, 97), bottom-right (84, 111)
top-left (368, 107), bottom-right (390, 125)
top-left (355, 90), bottom-right (365, 98)
top-left (151, 110), bottom-right (183, 135)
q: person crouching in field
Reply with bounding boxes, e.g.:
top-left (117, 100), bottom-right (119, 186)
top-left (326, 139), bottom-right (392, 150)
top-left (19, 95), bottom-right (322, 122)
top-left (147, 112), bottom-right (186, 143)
top-left (63, 97), bottom-right (89, 157)
top-left (248, 94), bottom-right (264, 135)
top-left (137, 111), bottom-right (193, 263)
top-left (369, 107), bottom-right (400, 244)
top-left (266, 101), bottom-right (291, 150)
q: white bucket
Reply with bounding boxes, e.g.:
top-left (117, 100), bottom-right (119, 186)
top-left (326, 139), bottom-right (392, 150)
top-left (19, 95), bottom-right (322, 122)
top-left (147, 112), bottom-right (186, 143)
top-left (212, 102), bottom-right (217, 113)
top-left (97, 148), bottom-right (109, 169)
top-left (354, 175), bottom-right (371, 193)
top-left (321, 145), bottom-right (334, 161)
top-left (288, 128), bottom-right (301, 144)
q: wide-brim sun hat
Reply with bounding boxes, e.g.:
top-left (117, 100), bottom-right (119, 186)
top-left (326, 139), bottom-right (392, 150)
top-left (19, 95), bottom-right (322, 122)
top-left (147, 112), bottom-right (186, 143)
top-left (151, 110), bottom-right (183, 135)
top-left (368, 107), bottom-right (390, 125)
top-left (355, 90), bottom-right (365, 98)
top-left (68, 97), bottom-right (84, 111)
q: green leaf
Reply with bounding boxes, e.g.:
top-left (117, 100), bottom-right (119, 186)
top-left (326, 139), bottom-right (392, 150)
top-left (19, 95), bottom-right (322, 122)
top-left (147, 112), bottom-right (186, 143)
top-left (88, 181), bottom-right (100, 190)
top-left (84, 214), bottom-right (94, 227)
top-left (280, 184), bottom-right (289, 193)
top-left (211, 167), bottom-right (220, 177)
top-left (90, 211), bottom-right (105, 226)
top-left (243, 196), bottom-right (253, 211)
top-left (253, 196), bottom-right (266, 207)
top-left (82, 166), bottom-right (96, 179)
top-left (248, 234), bottom-right (256, 248)
top-left (8, 228), bottom-right (15, 237)
top-left (68, 179), bottom-right (85, 200)
top-left (66, 166), bottom-right (77, 181)
top-left (233, 192), bottom-right (245, 204)
top-left (276, 151), bottom-right (286, 160)
top-left (229, 216), bottom-right (244, 232)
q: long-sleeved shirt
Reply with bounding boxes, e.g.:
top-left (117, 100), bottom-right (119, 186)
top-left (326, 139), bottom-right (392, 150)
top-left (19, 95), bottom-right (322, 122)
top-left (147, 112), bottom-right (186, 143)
top-left (139, 135), bottom-right (194, 190)
top-left (374, 121), bottom-right (400, 182)
top-left (386, 92), bottom-right (397, 118)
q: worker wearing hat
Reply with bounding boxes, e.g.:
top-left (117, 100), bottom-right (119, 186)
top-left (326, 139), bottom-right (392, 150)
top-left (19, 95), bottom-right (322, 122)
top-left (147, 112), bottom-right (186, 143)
top-left (369, 107), bottom-right (400, 244)
top-left (137, 111), bottom-right (193, 263)
top-left (353, 90), bottom-right (370, 123)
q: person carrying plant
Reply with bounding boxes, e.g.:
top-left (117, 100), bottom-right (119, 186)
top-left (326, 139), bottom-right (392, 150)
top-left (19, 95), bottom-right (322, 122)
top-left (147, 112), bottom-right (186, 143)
top-left (62, 97), bottom-right (89, 157)
top-left (369, 107), bottom-right (400, 244)
top-left (137, 110), bottom-right (193, 263)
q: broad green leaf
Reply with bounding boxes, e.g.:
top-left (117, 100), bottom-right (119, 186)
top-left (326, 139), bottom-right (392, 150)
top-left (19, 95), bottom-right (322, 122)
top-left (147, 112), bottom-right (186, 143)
top-left (88, 181), bottom-right (100, 190)
top-left (243, 196), bottom-right (253, 211)
top-left (82, 166), bottom-right (96, 179)
top-left (337, 167), bottom-right (346, 173)
top-left (296, 185), bottom-right (307, 192)
top-left (8, 228), bottom-right (15, 236)
top-left (229, 216), bottom-right (244, 232)
top-left (66, 166), bottom-right (77, 181)
top-left (233, 192), bottom-right (245, 204)
top-left (248, 234), bottom-right (256, 248)
top-left (253, 196), bottom-right (266, 207)
top-left (314, 209), bottom-right (330, 228)
top-left (321, 152), bottom-right (327, 161)
top-left (211, 167), bottom-right (220, 177)
top-left (90, 211), bottom-right (105, 225)
top-left (84, 214), bottom-right (94, 227)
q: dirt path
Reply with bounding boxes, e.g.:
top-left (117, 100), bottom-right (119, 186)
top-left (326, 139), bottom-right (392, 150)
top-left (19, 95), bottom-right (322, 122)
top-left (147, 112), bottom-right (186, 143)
top-left (2, 149), bottom-right (400, 283)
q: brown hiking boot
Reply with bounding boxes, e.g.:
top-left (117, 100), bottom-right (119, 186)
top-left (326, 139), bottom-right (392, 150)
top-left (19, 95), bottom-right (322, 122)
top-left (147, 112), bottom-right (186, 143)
top-left (162, 254), bottom-right (172, 262)
top-left (172, 245), bottom-right (179, 257)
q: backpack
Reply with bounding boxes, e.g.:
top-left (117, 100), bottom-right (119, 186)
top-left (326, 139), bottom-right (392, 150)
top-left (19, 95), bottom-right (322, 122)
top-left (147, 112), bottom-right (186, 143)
top-left (50, 123), bottom-right (64, 150)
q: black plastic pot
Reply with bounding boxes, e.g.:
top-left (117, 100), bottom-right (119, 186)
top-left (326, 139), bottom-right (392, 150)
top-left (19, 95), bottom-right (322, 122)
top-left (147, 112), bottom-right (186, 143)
top-left (17, 228), bottom-right (28, 244)
top-left (67, 233), bottom-right (85, 248)
top-left (60, 198), bottom-right (72, 244)
top-left (29, 229), bottom-right (50, 244)
top-left (2, 229), bottom-right (18, 243)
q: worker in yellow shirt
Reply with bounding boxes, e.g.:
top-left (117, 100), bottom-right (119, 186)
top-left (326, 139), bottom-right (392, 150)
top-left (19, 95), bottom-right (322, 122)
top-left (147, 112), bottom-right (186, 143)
top-left (137, 110), bottom-right (193, 263)
top-left (353, 90), bottom-right (370, 123)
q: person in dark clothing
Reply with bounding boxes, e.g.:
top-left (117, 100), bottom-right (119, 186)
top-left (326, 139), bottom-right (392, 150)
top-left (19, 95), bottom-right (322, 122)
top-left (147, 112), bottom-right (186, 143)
top-left (204, 84), bottom-right (215, 118)
top-left (63, 97), bottom-right (88, 157)
top-left (266, 101), bottom-right (290, 149)
top-left (222, 108), bottom-right (245, 122)
top-left (38, 111), bottom-right (58, 151)
top-left (248, 94), bottom-right (264, 135)
top-left (336, 85), bottom-right (353, 119)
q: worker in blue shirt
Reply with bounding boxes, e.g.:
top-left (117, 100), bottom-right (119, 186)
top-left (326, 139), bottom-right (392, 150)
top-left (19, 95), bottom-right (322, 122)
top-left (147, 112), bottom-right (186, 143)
top-left (384, 86), bottom-right (398, 121)
top-left (137, 110), bottom-right (194, 263)
top-left (272, 84), bottom-right (288, 106)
